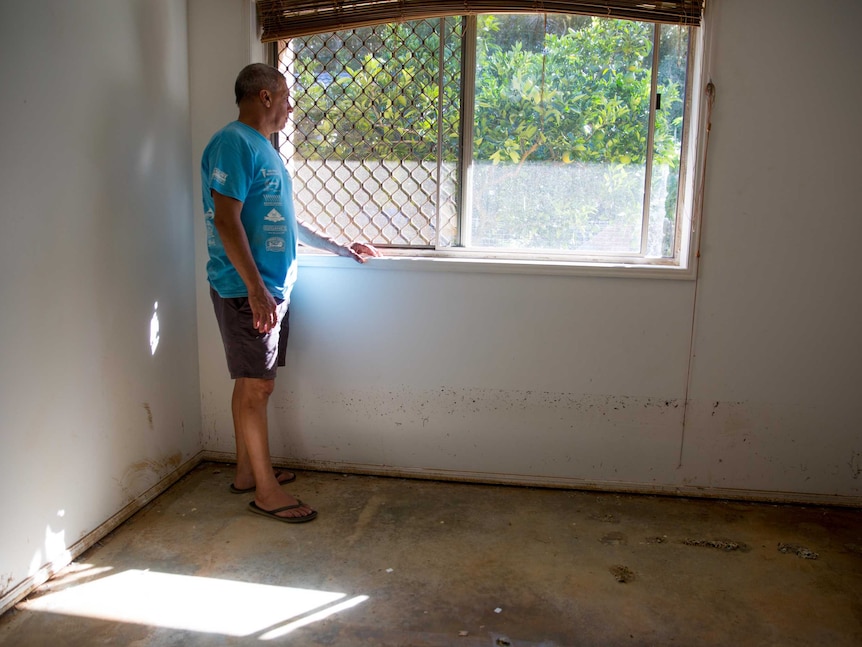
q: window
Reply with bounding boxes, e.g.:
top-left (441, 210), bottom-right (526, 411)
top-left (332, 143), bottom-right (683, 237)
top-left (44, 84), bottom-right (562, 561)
top-left (272, 11), bottom-right (700, 268)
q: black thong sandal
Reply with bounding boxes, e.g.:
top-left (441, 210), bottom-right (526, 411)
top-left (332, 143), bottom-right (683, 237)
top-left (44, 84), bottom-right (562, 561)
top-left (248, 500), bottom-right (318, 524)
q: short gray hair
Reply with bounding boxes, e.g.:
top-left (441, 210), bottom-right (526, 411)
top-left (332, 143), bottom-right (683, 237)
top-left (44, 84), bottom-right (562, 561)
top-left (234, 63), bottom-right (284, 105)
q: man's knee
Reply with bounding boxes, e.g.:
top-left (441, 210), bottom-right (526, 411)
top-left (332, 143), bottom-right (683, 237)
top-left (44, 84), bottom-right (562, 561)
top-left (236, 377), bottom-right (275, 404)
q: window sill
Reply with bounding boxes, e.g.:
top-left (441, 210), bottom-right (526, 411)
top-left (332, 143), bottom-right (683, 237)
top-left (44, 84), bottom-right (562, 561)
top-left (298, 248), bottom-right (698, 280)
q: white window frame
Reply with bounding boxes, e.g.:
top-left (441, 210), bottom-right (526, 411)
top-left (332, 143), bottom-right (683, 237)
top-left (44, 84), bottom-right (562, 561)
top-left (271, 12), bottom-right (709, 280)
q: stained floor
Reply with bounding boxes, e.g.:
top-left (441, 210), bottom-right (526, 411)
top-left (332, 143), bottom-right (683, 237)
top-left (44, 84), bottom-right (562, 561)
top-left (1, 463), bottom-right (860, 646)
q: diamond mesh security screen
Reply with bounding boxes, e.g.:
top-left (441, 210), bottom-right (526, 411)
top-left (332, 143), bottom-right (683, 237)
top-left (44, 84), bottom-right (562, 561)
top-left (276, 18), bottom-right (462, 248)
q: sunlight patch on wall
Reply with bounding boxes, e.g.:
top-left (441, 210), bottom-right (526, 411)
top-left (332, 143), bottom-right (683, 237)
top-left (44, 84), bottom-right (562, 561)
top-left (43, 521), bottom-right (70, 569)
top-left (28, 512), bottom-right (72, 578)
top-left (149, 301), bottom-right (160, 355)
top-left (18, 569), bottom-right (367, 638)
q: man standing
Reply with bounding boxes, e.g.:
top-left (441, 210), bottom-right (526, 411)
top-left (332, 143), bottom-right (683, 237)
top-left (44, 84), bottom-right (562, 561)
top-left (202, 63), bottom-right (379, 523)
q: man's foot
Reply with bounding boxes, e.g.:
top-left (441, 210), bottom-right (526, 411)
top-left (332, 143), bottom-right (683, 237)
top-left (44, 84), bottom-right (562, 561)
top-left (250, 490), bottom-right (317, 523)
top-left (248, 500), bottom-right (317, 524)
top-left (229, 470), bottom-right (296, 494)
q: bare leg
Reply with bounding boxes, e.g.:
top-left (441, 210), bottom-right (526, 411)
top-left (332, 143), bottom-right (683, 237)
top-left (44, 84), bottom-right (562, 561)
top-left (231, 388), bottom-right (294, 490)
top-left (232, 384), bottom-right (253, 485)
top-left (232, 377), bottom-right (314, 519)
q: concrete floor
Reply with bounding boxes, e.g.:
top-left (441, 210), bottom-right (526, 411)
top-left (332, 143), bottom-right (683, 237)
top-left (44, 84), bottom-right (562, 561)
top-left (1, 463), bottom-right (860, 646)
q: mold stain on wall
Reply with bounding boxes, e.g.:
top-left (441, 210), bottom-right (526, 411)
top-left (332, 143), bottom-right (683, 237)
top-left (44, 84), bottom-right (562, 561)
top-left (116, 452), bottom-right (183, 501)
top-left (287, 386), bottom-right (684, 428)
top-left (142, 402), bottom-right (154, 430)
top-left (270, 385), bottom-right (687, 484)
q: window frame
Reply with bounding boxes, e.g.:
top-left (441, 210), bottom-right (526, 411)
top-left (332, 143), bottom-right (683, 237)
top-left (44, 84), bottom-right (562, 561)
top-left (271, 12), bottom-right (708, 279)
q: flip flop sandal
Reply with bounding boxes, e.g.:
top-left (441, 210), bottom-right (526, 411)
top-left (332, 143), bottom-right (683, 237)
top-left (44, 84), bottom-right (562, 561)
top-left (248, 500), bottom-right (318, 523)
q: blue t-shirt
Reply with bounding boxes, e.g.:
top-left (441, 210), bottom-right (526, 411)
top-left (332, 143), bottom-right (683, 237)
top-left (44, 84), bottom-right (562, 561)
top-left (201, 121), bottom-right (298, 301)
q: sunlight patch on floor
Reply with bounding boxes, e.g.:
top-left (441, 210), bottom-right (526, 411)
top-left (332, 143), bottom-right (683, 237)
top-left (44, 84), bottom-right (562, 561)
top-left (258, 594), bottom-right (369, 640)
top-left (20, 569), bottom-right (366, 638)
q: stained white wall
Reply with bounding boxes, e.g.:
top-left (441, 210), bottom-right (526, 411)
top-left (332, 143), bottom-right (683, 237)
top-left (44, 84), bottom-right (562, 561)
top-left (193, 0), bottom-right (861, 505)
top-left (678, 0), bottom-right (862, 496)
top-left (0, 0), bottom-right (200, 606)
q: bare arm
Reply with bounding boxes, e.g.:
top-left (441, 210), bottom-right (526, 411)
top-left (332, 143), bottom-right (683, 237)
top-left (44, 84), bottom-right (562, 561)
top-left (297, 221), bottom-right (381, 263)
top-left (212, 190), bottom-right (278, 333)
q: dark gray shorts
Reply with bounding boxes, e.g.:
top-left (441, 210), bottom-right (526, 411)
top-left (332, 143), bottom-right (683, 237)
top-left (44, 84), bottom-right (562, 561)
top-left (210, 287), bottom-right (289, 380)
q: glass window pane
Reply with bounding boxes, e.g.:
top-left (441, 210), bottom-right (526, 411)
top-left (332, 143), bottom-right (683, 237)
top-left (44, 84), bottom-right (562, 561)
top-left (275, 13), bottom-right (695, 266)
top-left (646, 24), bottom-right (690, 258)
top-left (470, 15), bottom-right (656, 254)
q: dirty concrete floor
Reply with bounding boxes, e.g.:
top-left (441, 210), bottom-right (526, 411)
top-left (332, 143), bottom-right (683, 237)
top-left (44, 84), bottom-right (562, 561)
top-left (1, 463), bottom-right (860, 646)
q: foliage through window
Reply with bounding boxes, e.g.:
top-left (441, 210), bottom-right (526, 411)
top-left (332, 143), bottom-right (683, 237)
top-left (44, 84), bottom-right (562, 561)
top-left (274, 13), bottom-right (696, 265)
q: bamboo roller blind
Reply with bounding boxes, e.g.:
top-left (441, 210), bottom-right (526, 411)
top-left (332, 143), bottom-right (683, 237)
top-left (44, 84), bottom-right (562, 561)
top-left (257, 0), bottom-right (705, 42)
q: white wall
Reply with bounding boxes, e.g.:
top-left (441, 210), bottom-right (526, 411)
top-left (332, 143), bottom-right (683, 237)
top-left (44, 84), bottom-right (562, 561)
top-left (192, 0), bottom-right (861, 505)
top-left (0, 0), bottom-right (200, 607)
top-left (678, 0), bottom-right (862, 497)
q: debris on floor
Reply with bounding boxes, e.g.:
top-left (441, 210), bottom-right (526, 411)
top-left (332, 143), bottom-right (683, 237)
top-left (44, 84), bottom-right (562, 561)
top-left (610, 565), bottom-right (635, 583)
top-left (590, 513), bottom-right (619, 523)
top-left (600, 531), bottom-right (627, 545)
top-left (778, 543), bottom-right (819, 560)
top-left (682, 538), bottom-right (749, 552)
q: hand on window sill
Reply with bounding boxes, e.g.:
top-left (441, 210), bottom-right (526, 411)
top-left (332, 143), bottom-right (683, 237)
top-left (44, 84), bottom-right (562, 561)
top-left (342, 242), bottom-right (382, 264)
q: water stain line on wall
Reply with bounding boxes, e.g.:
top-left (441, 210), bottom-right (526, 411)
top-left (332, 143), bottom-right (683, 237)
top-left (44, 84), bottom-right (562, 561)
top-left (142, 402), bottom-right (154, 430)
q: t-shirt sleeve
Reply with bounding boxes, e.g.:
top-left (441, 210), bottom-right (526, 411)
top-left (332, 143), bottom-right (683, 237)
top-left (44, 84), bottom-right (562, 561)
top-left (205, 133), bottom-right (254, 203)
